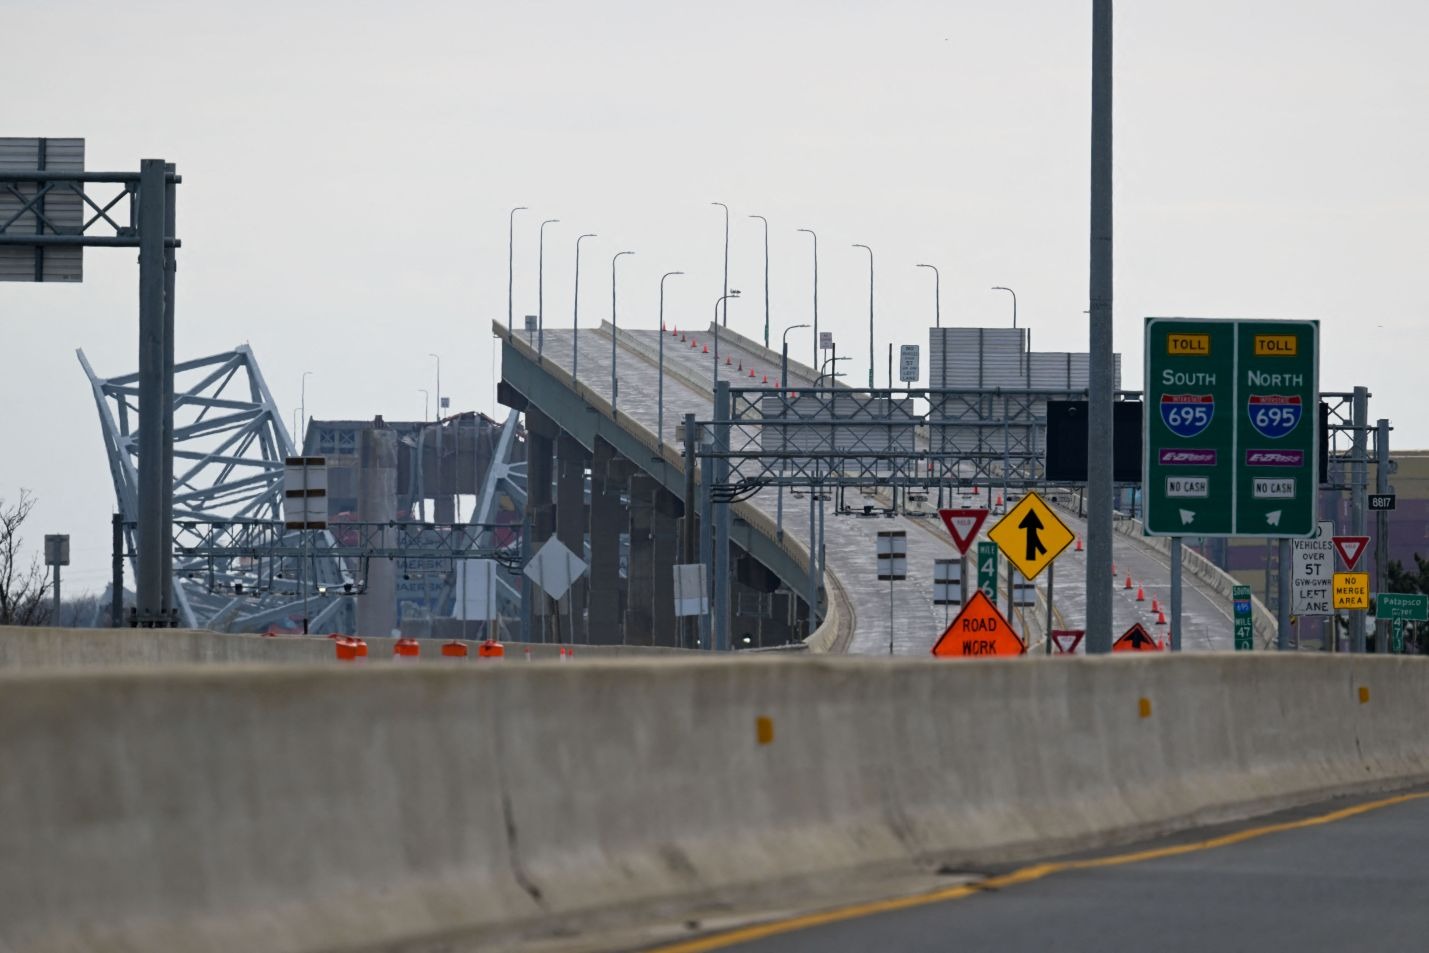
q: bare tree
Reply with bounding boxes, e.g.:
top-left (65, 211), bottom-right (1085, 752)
top-left (0, 490), bottom-right (53, 626)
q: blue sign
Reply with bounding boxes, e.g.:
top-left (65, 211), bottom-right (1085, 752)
top-left (1160, 394), bottom-right (1214, 438)
top-left (1247, 394), bottom-right (1302, 439)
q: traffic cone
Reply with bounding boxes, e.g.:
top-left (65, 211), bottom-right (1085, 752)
top-left (996, 495), bottom-right (1003, 507)
top-left (690, 338), bottom-right (697, 347)
top-left (1156, 610), bottom-right (1167, 625)
top-left (1136, 587), bottom-right (1145, 602)
top-left (1125, 575), bottom-right (1133, 590)
top-left (726, 356), bottom-right (732, 365)
top-left (749, 368), bottom-right (756, 377)
top-left (761, 375), bottom-right (768, 383)
top-left (1151, 598), bottom-right (1160, 613)
top-left (702, 344), bottom-right (708, 353)
top-left (1075, 537), bottom-right (1083, 552)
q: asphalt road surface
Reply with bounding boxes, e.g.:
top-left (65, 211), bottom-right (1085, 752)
top-left (657, 789), bottom-right (1429, 953)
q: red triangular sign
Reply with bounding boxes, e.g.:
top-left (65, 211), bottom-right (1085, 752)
top-left (1113, 622), bottom-right (1162, 652)
top-left (1332, 535), bottom-right (1370, 571)
top-left (1050, 629), bottom-right (1085, 654)
top-left (938, 508), bottom-right (989, 555)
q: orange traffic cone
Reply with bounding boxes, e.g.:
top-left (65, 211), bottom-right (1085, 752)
top-left (761, 375), bottom-right (768, 383)
top-left (1075, 537), bottom-right (1083, 552)
top-left (1156, 610), bottom-right (1167, 625)
top-left (726, 355), bottom-right (732, 365)
top-left (1136, 587), bottom-right (1145, 602)
top-left (749, 368), bottom-right (756, 377)
top-left (702, 344), bottom-right (708, 353)
top-left (1125, 575), bottom-right (1133, 590)
top-left (1151, 598), bottom-right (1160, 613)
top-left (996, 495), bottom-right (1003, 507)
top-left (690, 338), bottom-right (698, 348)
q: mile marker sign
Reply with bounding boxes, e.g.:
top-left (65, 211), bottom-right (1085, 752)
top-left (938, 508), bottom-right (989, 555)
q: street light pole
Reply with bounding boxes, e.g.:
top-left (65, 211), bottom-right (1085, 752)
top-left (712, 290), bottom-right (742, 387)
top-left (507, 206), bottom-right (527, 337)
top-left (610, 250), bottom-right (635, 417)
top-left (537, 218), bottom-right (559, 357)
top-left (797, 228), bottom-right (818, 373)
top-left (428, 353), bottom-right (441, 419)
top-left (917, 264), bottom-right (941, 328)
top-left (776, 322), bottom-right (809, 542)
top-left (853, 243), bottom-right (874, 388)
top-left (658, 270), bottom-right (685, 448)
top-left (298, 370), bottom-right (313, 452)
top-left (991, 286), bottom-right (1018, 328)
top-left (750, 214), bottom-right (770, 348)
top-left (417, 388), bottom-right (428, 422)
top-left (572, 232), bottom-right (596, 381)
top-left (781, 322), bottom-right (810, 392)
top-left (712, 201), bottom-right (730, 327)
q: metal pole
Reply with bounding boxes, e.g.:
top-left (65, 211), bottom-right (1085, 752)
top-left (808, 469), bottom-right (818, 633)
top-left (714, 380), bottom-right (732, 651)
top-left (111, 513), bottom-right (124, 627)
top-left (750, 214), bottom-right (769, 347)
top-left (853, 243), bottom-right (874, 388)
top-left (537, 218), bottom-right (558, 358)
top-left (161, 162), bottom-right (177, 623)
top-left (1277, 538), bottom-right (1292, 650)
top-left (1085, 0), bottom-right (1115, 654)
top-left (1376, 418), bottom-right (1391, 652)
top-left (573, 232), bottom-right (596, 380)
top-left (610, 250), bottom-right (634, 417)
top-left (917, 264), bottom-right (941, 328)
top-left (1350, 386), bottom-right (1369, 652)
top-left (992, 286), bottom-right (1017, 328)
top-left (658, 271), bottom-right (684, 448)
top-left (51, 562), bottom-right (60, 624)
top-left (888, 569), bottom-right (895, 656)
top-left (136, 158), bottom-right (167, 627)
top-left (1045, 561), bottom-right (1054, 654)
top-left (507, 206), bottom-right (527, 337)
top-left (713, 291), bottom-right (740, 387)
top-left (712, 202), bottom-right (730, 326)
top-left (683, 413), bottom-right (698, 649)
top-left (699, 425), bottom-right (713, 650)
top-left (798, 228), bottom-right (818, 372)
top-left (1171, 536), bottom-right (1183, 651)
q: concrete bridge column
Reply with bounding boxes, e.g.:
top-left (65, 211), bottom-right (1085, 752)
top-left (651, 488), bottom-right (680, 646)
top-left (588, 439), bottom-right (627, 644)
top-left (556, 432), bottom-right (589, 644)
top-left (524, 408), bottom-right (557, 641)
top-left (625, 473), bottom-right (656, 645)
top-left (356, 421), bottom-right (397, 638)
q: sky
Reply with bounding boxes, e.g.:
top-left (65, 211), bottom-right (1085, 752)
top-left (3, 0), bottom-right (1428, 595)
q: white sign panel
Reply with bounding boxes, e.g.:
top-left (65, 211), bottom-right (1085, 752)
top-left (457, 559), bottom-right (500, 621)
top-left (1291, 521), bottom-right (1335, 615)
top-left (0, 137), bottom-right (85, 282)
top-left (673, 563), bottom-right (709, 617)
top-left (899, 344), bottom-right (919, 383)
top-left (283, 456), bottom-right (328, 529)
top-left (933, 558), bottom-right (961, 606)
top-left (819, 331), bottom-right (834, 350)
top-left (1013, 571), bottom-right (1036, 607)
top-left (876, 530), bottom-right (907, 581)
top-left (524, 537), bottom-right (587, 601)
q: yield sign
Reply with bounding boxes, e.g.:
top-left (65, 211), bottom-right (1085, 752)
top-left (931, 590), bottom-right (1025, 658)
top-left (987, 491), bottom-right (1074, 580)
top-left (1332, 535), bottom-right (1370, 571)
top-left (938, 508), bottom-right (988, 555)
top-left (1113, 622), bottom-right (1162, 652)
top-left (1050, 629), bottom-right (1085, 654)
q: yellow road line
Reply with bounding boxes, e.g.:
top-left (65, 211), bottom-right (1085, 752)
top-left (645, 791), bottom-right (1429, 953)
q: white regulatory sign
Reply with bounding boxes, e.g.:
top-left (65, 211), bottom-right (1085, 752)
top-left (819, 331), bottom-right (834, 350)
top-left (1253, 478), bottom-right (1295, 499)
top-left (899, 344), bottom-right (919, 383)
top-left (1166, 476), bottom-right (1209, 498)
top-left (1291, 521), bottom-right (1335, 615)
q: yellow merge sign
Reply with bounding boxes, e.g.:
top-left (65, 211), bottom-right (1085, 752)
top-left (987, 491), bottom-right (1074, 581)
top-left (1332, 572), bottom-right (1370, 610)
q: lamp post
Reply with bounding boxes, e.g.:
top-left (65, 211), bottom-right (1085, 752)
top-left (917, 264), bottom-right (941, 328)
top-left (417, 388), bottom-right (429, 422)
top-left (610, 250), bottom-right (634, 416)
top-left (712, 290), bottom-right (741, 387)
top-left (537, 218), bottom-right (559, 357)
top-left (749, 214), bottom-right (770, 348)
top-left (991, 286), bottom-right (1018, 328)
top-left (572, 232), bottom-right (596, 380)
top-left (658, 270), bottom-right (685, 448)
top-left (780, 323), bottom-right (810, 392)
top-left (797, 227), bottom-right (818, 373)
top-left (853, 243), bottom-right (873, 388)
top-left (712, 201), bottom-right (730, 327)
top-left (776, 323), bottom-right (810, 541)
top-left (507, 206), bottom-right (527, 336)
top-left (428, 353), bottom-right (441, 419)
top-left (815, 354), bottom-right (849, 387)
top-left (298, 370), bottom-right (313, 452)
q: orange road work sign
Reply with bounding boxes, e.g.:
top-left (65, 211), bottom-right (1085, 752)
top-left (1112, 622), bottom-right (1162, 652)
top-left (931, 590), bottom-right (1026, 658)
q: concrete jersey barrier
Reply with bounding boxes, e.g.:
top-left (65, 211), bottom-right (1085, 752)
top-left (4, 655), bottom-right (1429, 952)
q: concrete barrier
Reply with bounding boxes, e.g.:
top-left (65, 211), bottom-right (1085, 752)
top-left (0, 626), bottom-right (691, 668)
top-left (3, 655), bottom-right (1428, 952)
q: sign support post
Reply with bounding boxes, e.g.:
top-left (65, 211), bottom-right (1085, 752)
top-left (1170, 537), bottom-right (1183, 651)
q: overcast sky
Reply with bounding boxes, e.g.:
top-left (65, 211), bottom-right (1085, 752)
top-left (4, 0), bottom-right (1428, 594)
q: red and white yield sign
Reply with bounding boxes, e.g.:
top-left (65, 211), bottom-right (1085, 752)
top-left (939, 508), bottom-right (989, 555)
top-left (1333, 535), bottom-right (1370, 571)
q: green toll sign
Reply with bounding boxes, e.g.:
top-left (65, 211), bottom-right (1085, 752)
top-left (1144, 318), bottom-right (1318, 537)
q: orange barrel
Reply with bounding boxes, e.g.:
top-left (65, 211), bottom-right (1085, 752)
top-left (393, 638), bottom-right (420, 658)
top-left (477, 639), bottom-right (505, 659)
top-left (335, 637), bottom-right (359, 661)
top-left (441, 641), bottom-right (469, 658)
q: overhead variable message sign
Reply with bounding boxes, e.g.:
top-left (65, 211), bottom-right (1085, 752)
top-left (1291, 521), bottom-right (1335, 615)
top-left (986, 491), bottom-right (1073, 580)
top-left (1143, 318), bottom-right (1318, 537)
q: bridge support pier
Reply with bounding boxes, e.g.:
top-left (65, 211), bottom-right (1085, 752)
top-left (589, 439), bottom-right (626, 644)
top-left (626, 473), bottom-right (656, 644)
top-left (523, 408), bottom-right (558, 641)
top-left (556, 432), bottom-right (589, 644)
top-left (652, 488), bottom-right (680, 646)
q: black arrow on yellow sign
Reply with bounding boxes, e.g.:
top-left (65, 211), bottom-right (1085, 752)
top-left (1018, 509), bottom-right (1047, 563)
